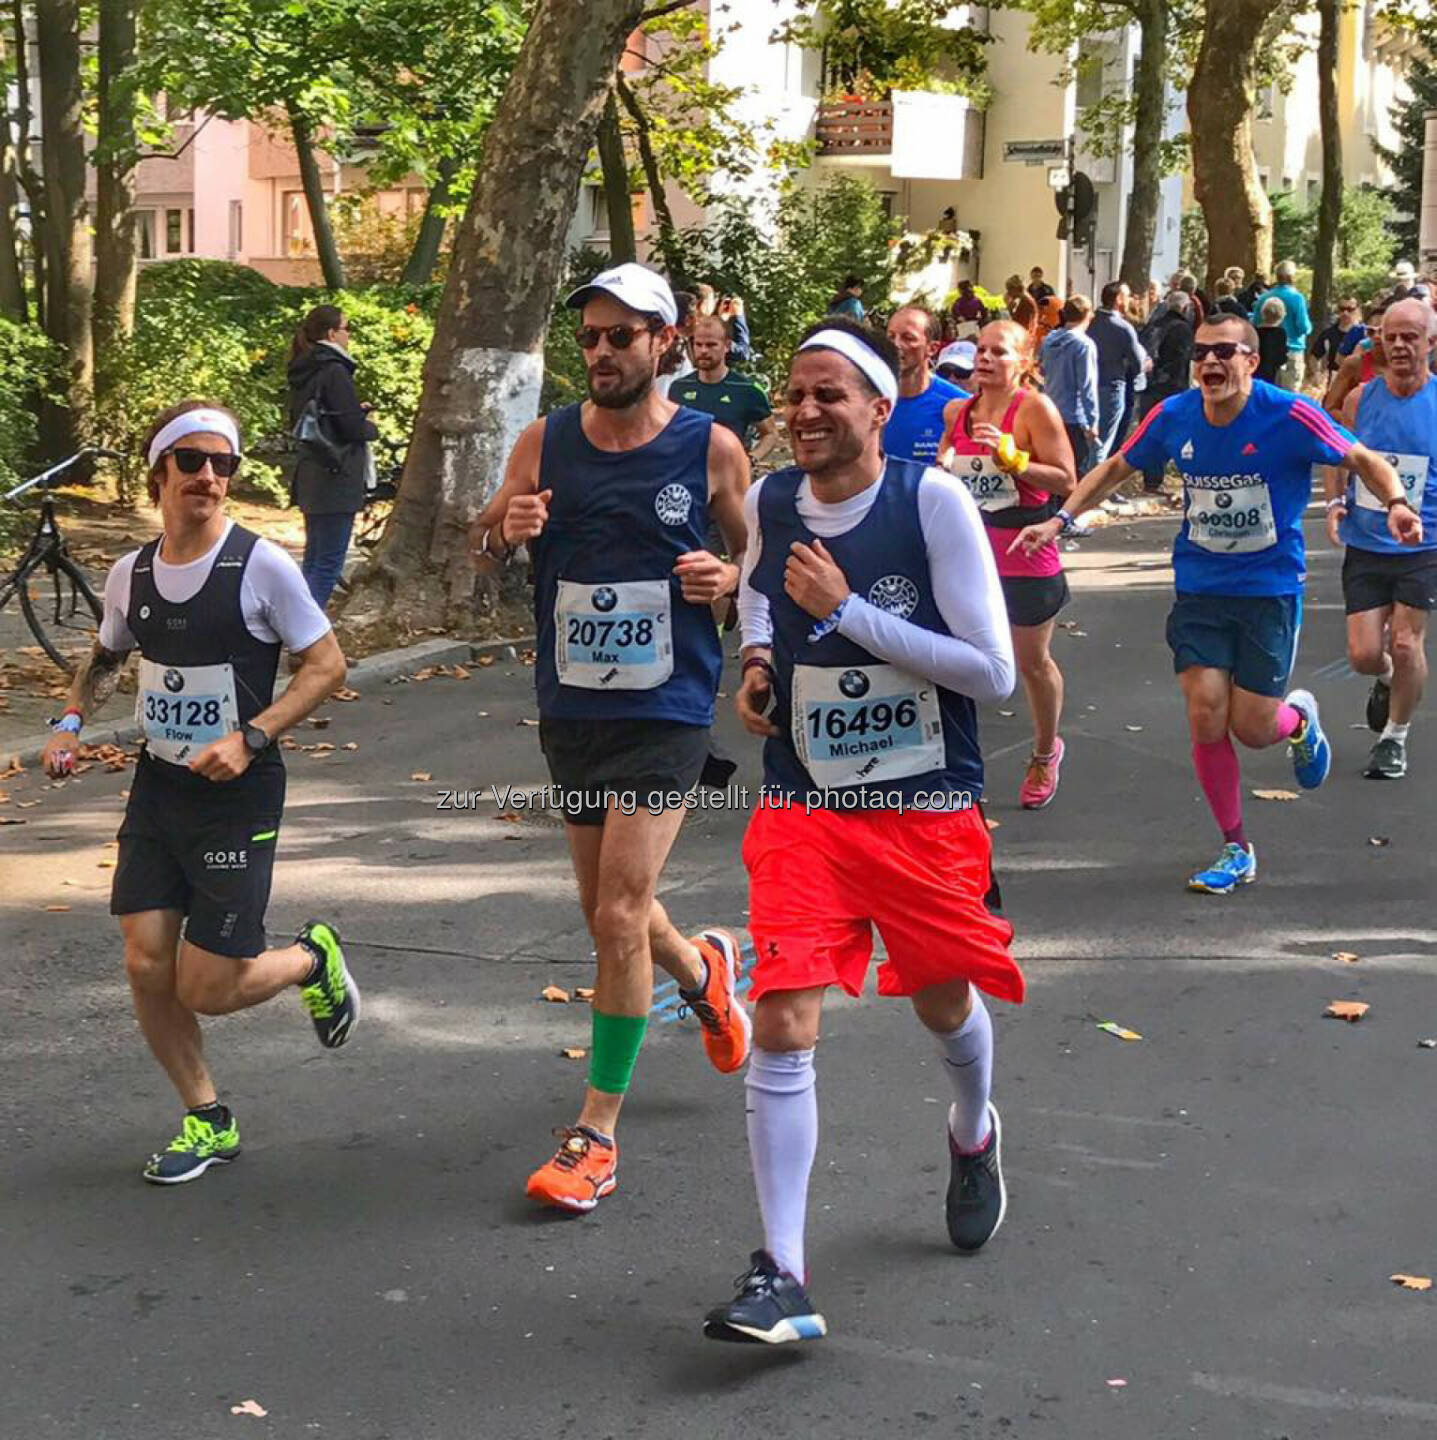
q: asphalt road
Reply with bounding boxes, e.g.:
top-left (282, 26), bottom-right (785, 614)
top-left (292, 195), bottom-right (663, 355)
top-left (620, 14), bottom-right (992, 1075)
top-left (3, 509), bottom-right (1435, 1440)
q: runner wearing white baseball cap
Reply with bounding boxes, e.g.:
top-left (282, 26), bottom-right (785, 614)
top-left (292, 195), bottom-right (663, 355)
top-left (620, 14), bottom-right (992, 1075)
top-left (936, 341), bottom-right (976, 387)
top-left (566, 262), bottom-right (679, 327)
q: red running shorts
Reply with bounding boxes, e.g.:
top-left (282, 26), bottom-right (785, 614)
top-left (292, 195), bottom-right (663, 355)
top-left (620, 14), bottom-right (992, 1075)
top-left (742, 799), bottom-right (1023, 1004)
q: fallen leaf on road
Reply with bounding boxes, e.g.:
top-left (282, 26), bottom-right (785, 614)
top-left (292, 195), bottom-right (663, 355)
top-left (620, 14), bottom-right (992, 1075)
top-left (0, 816), bottom-right (25, 825)
top-left (1369, 835), bottom-right (1390, 847)
top-left (1067, 629), bottom-right (1088, 637)
top-left (342, 742), bottom-right (359, 751)
top-left (542, 985), bottom-right (571, 1003)
top-left (518, 718), bottom-right (539, 727)
top-left (476, 654), bottom-right (496, 667)
top-left (44, 904), bottom-right (71, 912)
top-left (1, 755), bottom-right (22, 779)
top-left (97, 859), bottom-right (115, 869)
top-left (497, 811), bottom-right (522, 823)
top-left (280, 738), bottom-right (298, 750)
top-left (561, 1047), bottom-right (587, 1060)
top-left (1333, 952), bottom-right (1360, 964)
top-left (985, 817), bottom-right (1001, 830)
top-left (230, 1400), bottom-right (268, 1417)
top-left (1124, 724), bottom-right (1143, 732)
top-left (1252, 788), bottom-right (1299, 801)
top-left (310, 742), bottom-right (335, 752)
top-left (477, 711), bottom-right (489, 718)
top-left (17, 799), bottom-right (40, 808)
top-left (1106, 1378), bottom-right (1128, 1388)
top-left (1391, 1274), bottom-right (1432, 1291)
top-left (997, 709), bottom-right (1015, 717)
top-left (412, 666), bottom-right (438, 681)
top-left (308, 716), bottom-right (331, 729)
top-left (410, 771), bottom-right (432, 782)
top-left (1096, 1021), bottom-right (1142, 1041)
top-left (332, 687), bottom-right (361, 701)
top-left (452, 665), bottom-right (471, 680)
top-left (575, 987), bottom-right (595, 1001)
top-left (1325, 1001), bottom-right (1369, 1022)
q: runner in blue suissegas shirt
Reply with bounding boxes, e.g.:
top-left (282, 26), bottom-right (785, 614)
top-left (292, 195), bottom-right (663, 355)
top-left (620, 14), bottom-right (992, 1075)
top-left (1323, 298), bottom-right (1437, 780)
top-left (1012, 313), bottom-right (1419, 894)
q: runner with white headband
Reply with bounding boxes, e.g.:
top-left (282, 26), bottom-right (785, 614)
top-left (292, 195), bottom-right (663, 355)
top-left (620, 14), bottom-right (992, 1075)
top-left (42, 399), bottom-right (363, 1186)
top-left (702, 316), bottom-right (1022, 1345)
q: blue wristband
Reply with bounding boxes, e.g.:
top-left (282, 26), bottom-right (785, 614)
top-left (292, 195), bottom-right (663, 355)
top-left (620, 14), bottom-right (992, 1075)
top-left (807, 593), bottom-right (851, 644)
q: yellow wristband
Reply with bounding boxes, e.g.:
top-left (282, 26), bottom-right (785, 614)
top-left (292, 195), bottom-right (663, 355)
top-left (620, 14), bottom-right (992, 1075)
top-left (994, 433), bottom-right (1030, 476)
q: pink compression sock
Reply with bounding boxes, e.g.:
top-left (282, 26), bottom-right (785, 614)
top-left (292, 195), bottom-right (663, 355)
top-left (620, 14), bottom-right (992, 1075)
top-left (1192, 737), bottom-right (1247, 847)
top-left (1274, 703), bottom-right (1302, 742)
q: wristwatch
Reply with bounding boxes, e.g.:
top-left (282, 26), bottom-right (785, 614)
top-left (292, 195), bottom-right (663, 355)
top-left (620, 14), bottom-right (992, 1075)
top-left (242, 722), bottom-right (271, 754)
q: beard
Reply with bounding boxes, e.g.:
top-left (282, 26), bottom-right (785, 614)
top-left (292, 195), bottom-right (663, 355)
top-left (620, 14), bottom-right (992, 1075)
top-left (588, 367), bottom-right (654, 410)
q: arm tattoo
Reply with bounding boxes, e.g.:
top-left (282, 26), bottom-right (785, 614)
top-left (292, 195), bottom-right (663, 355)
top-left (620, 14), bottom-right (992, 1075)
top-left (76, 642), bottom-right (131, 711)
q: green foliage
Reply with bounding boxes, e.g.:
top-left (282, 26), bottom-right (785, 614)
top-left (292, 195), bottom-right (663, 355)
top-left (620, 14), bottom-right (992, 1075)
top-left (774, 0), bottom-right (992, 102)
top-left (1374, 50), bottom-right (1436, 261)
top-left (94, 261), bottom-right (434, 507)
top-left (1271, 186), bottom-right (1396, 273)
top-left (543, 177), bottom-right (901, 407)
top-left (0, 320), bottom-right (64, 553)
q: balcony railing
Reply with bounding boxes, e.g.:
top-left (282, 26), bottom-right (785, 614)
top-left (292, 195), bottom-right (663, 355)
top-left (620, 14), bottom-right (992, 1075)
top-left (816, 100), bottom-right (894, 156)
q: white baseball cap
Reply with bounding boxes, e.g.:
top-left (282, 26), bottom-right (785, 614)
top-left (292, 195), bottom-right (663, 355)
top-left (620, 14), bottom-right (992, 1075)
top-left (937, 341), bottom-right (977, 372)
top-left (1391, 260), bottom-right (1417, 284)
top-left (565, 263), bottom-right (677, 326)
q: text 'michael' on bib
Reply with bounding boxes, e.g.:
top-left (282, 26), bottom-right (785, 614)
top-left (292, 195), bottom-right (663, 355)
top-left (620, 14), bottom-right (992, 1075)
top-left (791, 661), bottom-right (943, 789)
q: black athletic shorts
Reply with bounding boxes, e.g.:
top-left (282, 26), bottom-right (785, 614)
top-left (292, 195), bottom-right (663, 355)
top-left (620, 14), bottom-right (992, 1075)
top-left (538, 716), bottom-right (713, 826)
top-left (1342, 546), bottom-right (1437, 614)
top-left (1001, 572), bottom-right (1070, 628)
top-left (110, 754), bottom-right (286, 958)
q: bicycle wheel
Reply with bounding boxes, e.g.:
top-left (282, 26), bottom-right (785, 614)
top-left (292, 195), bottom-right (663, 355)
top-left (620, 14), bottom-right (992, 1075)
top-left (18, 553), bottom-right (102, 673)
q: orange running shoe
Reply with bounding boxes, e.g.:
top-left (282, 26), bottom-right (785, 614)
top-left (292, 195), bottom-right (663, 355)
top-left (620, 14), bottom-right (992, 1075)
top-left (526, 1126), bottom-right (618, 1213)
top-left (681, 928), bottom-right (752, 1074)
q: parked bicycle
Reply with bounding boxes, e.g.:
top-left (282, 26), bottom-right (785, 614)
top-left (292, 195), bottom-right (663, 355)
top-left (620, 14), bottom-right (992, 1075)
top-left (353, 436), bottom-right (403, 553)
top-left (0, 448), bottom-right (122, 672)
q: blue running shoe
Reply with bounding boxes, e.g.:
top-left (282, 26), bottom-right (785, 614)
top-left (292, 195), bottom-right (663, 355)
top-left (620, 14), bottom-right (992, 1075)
top-left (703, 1251), bottom-right (827, 1344)
top-left (1187, 842), bottom-right (1257, 895)
top-left (1284, 689), bottom-right (1331, 789)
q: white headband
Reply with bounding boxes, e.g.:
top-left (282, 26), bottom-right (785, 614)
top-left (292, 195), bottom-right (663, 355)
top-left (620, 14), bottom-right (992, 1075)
top-left (797, 329), bottom-right (898, 403)
top-left (147, 409), bottom-right (242, 469)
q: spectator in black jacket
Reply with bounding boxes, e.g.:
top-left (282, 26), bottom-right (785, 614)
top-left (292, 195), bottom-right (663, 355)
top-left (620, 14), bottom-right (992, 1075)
top-left (286, 305), bottom-right (378, 608)
top-left (1255, 296), bottom-right (1289, 384)
top-left (1210, 276), bottom-right (1247, 318)
top-left (1135, 293), bottom-right (1195, 491)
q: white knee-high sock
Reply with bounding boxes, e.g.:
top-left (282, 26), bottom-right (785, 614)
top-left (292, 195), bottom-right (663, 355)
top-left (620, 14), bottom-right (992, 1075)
top-left (934, 996), bottom-right (994, 1152)
top-left (745, 1047), bottom-right (817, 1281)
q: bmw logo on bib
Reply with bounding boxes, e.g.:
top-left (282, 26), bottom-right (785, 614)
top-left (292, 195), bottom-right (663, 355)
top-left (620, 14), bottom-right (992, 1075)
top-left (1215, 492), bottom-right (1233, 510)
top-left (839, 669), bottom-right (870, 699)
top-left (867, 574), bottom-right (920, 619)
top-left (655, 483), bottom-right (692, 526)
top-left (163, 668), bottom-right (185, 693)
top-left (591, 586), bottom-right (618, 612)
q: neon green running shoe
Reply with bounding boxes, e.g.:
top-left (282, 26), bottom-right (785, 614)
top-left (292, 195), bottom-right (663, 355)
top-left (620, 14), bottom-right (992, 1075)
top-left (143, 1110), bottom-right (241, 1185)
top-left (297, 920), bottom-right (360, 1049)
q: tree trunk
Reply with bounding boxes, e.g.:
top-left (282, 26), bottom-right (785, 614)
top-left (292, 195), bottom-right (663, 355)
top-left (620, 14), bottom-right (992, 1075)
top-left (400, 156), bottom-right (458, 288)
top-left (12, 0), bottom-right (46, 329)
top-left (286, 101), bottom-right (346, 290)
top-left (596, 88), bottom-right (636, 263)
top-left (1309, 0), bottom-right (1342, 346)
top-left (93, 0), bottom-right (138, 413)
top-left (338, 0), bottom-right (649, 647)
top-left (615, 72), bottom-right (684, 278)
top-left (35, 0), bottom-right (92, 442)
top-left (1118, 0), bottom-right (1166, 294)
top-left (1187, 0), bottom-right (1281, 288)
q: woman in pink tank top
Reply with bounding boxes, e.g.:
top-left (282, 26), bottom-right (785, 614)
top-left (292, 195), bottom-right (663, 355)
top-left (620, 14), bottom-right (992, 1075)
top-left (938, 320), bottom-right (1078, 809)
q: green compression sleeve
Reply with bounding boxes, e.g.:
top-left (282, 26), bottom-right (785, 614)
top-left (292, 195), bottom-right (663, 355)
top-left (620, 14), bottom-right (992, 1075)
top-left (588, 1010), bottom-right (650, 1095)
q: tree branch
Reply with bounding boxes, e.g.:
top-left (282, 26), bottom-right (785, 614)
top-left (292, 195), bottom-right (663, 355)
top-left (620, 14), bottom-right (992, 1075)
top-left (639, 0), bottom-right (699, 21)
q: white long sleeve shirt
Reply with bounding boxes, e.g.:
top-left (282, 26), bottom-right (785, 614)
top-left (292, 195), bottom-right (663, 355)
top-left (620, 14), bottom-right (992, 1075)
top-left (738, 468), bottom-right (1016, 703)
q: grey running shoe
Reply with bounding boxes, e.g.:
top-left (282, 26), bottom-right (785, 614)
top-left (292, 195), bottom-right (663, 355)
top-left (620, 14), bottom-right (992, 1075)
top-left (946, 1103), bottom-right (1006, 1253)
top-left (1364, 736), bottom-right (1406, 779)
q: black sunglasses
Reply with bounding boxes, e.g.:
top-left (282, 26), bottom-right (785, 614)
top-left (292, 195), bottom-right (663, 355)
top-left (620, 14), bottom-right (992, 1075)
top-left (1191, 341), bottom-right (1253, 362)
top-left (169, 446), bottom-right (242, 478)
top-left (575, 321), bottom-right (661, 350)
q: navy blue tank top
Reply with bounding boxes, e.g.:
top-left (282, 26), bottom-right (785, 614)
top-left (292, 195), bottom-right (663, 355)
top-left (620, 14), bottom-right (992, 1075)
top-left (533, 403), bottom-right (721, 724)
top-left (749, 459), bottom-right (984, 805)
